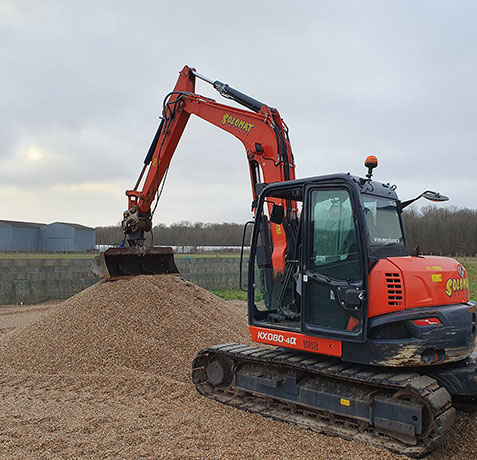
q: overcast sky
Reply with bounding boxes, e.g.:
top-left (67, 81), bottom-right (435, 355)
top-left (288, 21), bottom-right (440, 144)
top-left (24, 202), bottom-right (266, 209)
top-left (1, 0), bottom-right (476, 229)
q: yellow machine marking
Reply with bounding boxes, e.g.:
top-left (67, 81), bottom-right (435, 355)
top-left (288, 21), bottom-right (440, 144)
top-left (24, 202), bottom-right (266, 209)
top-left (340, 398), bottom-right (351, 407)
top-left (432, 274), bottom-right (442, 283)
top-left (445, 277), bottom-right (469, 297)
top-left (426, 266), bottom-right (443, 271)
top-left (221, 113), bottom-right (254, 133)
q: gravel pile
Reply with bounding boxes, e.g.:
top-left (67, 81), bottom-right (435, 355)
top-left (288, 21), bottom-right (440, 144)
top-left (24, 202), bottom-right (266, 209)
top-left (0, 302), bottom-right (57, 337)
top-left (0, 275), bottom-right (250, 377)
top-left (0, 274), bottom-right (476, 459)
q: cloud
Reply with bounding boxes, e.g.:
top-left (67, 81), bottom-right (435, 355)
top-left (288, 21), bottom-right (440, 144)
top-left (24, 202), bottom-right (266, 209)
top-left (0, 181), bottom-right (125, 227)
top-left (1, 0), bottom-right (476, 226)
top-left (52, 182), bottom-right (123, 195)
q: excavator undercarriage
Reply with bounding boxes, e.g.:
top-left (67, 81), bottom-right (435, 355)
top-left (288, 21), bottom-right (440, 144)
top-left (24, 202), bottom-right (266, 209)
top-left (192, 343), bottom-right (477, 457)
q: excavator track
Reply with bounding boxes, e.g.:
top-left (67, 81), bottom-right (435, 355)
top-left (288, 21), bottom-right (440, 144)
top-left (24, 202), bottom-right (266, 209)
top-left (192, 343), bottom-right (456, 457)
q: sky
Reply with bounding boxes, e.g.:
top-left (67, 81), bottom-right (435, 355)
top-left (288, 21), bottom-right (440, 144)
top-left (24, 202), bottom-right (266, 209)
top-left (1, 0), bottom-right (476, 228)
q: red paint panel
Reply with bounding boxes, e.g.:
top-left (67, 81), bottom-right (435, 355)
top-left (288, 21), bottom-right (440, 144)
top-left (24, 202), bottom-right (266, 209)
top-left (249, 326), bottom-right (342, 358)
top-left (368, 258), bottom-right (407, 317)
top-left (368, 256), bottom-right (470, 319)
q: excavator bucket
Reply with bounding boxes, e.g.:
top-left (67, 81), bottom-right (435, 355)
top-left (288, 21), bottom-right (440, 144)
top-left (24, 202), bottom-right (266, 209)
top-left (92, 247), bottom-right (180, 281)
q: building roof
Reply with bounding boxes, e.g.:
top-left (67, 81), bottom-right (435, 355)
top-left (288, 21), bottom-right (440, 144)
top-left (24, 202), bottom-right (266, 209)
top-left (0, 220), bottom-right (95, 231)
top-left (50, 222), bottom-right (95, 231)
top-left (0, 220), bottom-right (46, 228)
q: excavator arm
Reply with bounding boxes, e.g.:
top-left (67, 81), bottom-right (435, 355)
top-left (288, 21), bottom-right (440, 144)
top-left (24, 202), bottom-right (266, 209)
top-left (127, 66), bottom-right (294, 215)
top-left (94, 66), bottom-right (296, 279)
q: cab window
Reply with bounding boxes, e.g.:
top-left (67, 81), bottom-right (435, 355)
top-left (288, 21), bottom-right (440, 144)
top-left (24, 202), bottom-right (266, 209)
top-left (310, 189), bottom-right (359, 281)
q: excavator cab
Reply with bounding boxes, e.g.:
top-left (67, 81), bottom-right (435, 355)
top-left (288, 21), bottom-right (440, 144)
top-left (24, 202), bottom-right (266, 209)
top-left (248, 173), bottom-right (408, 346)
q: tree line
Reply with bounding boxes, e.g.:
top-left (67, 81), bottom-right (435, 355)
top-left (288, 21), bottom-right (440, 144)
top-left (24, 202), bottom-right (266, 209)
top-left (96, 206), bottom-right (477, 256)
top-left (95, 222), bottom-right (247, 248)
top-left (403, 206), bottom-right (477, 257)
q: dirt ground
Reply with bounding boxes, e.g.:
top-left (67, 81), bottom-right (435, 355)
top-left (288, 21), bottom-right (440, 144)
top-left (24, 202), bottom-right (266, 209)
top-left (0, 277), bottom-right (476, 460)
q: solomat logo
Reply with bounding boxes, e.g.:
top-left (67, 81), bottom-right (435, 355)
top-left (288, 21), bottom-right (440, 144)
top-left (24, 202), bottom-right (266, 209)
top-left (445, 265), bottom-right (469, 297)
top-left (221, 113), bottom-right (254, 134)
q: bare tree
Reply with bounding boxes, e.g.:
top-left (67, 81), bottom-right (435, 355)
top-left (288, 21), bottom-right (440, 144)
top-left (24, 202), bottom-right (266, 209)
top-left (403, 206), bottom-right (477, 256)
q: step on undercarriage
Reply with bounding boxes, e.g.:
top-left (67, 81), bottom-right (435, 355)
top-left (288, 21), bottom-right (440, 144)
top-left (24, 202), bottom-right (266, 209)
top-left (192, 343), bottom-right (457, 457)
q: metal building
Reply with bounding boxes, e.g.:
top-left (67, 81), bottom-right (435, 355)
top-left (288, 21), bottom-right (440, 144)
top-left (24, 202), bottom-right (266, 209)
top-left (40, 222), bottom-right (96, 252)
top-left (0, 220), bottom-right (45, 252)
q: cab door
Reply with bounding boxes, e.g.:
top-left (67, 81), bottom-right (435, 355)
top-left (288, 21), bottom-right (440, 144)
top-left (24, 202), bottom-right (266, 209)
top-left (301, 184), bottom-right (368, 342)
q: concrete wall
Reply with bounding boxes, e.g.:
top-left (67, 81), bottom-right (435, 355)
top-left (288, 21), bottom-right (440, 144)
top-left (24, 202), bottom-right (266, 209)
top-left (175, 257), bottom-right (242, 290)
top-left (0, 258), bottom-right (98, 305)
top-left (0, 256), bottom-right (241, 305)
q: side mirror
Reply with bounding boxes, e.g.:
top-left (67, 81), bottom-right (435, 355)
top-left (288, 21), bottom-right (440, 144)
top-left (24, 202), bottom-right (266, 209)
top-left (422, 191), bottom-right (449, 202)
top-left (401, 190), bottom-right (449, 209)
top-left (270, 204), bottom-right (284, 224)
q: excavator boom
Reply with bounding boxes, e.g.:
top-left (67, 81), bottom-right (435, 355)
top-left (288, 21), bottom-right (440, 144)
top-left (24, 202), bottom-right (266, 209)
top-left (94, 65), bottom-right (295, 279)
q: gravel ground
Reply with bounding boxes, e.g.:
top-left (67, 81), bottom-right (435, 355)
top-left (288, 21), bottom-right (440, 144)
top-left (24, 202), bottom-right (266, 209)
top-left (0, 302), bottom-right (58, 337)
top-left (0, 275), bottom-right (476, 459)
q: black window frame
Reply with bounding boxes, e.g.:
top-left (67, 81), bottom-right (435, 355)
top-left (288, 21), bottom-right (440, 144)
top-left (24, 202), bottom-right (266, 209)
top-left (301, 180), bottom-right (369, 342)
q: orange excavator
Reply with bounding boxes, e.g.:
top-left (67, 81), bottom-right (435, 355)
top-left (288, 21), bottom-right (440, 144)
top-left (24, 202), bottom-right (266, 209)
top-left (94, 66), bottom-right (477, 456)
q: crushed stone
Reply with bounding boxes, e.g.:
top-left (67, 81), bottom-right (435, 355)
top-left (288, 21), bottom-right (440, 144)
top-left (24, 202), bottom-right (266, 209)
top-left (0, 274), bottom-right (475, 459)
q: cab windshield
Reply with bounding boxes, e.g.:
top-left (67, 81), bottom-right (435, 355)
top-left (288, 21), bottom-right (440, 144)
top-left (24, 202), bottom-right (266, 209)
top-left (362, 195), bottom-right (404, 247)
